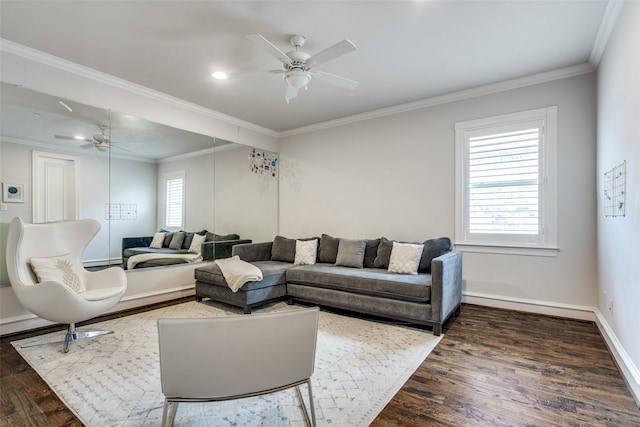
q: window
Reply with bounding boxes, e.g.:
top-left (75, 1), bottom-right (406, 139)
top-left (455, 107), bottom-right (557, 256)
top-left (164, 171), bottom-right (185, 228)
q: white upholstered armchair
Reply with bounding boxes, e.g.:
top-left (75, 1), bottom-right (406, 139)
top-left (6, 217), bottom-right (127, 352)
top-left (158, 307), bottom-right (319, 427)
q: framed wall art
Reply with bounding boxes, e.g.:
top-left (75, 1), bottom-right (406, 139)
top-left (2, 183), bottom-right (24, 203)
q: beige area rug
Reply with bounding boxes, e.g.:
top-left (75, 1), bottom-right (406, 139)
top-left (14, 301), bottom-right (442, 426)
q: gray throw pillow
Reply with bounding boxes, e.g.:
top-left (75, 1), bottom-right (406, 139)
top-left (319, 234), bottom-right (340, 263)
top-left (271, 235), bottom-right (297, 263)
top-left (418, 237), bottom-right (452, 273)
top-left (160, 229), bottom-right (174, 248)
top-left (363, 238), bottom-right (380, 268)
top-left (182, 232), bottom-right (194, 249)
top-left (335, 239), bottom-right (367, 268)
top-left (373, 237), bottom-right (395, 269)
top-left (169, 231), bottom-right (185, 249)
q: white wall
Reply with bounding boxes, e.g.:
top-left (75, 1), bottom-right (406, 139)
top-left (279, 73), bottom-right (598, 315)
top-left (214, 145), bottom-right (279, 243)
top-left (596, 0), bottom-right (640, 403)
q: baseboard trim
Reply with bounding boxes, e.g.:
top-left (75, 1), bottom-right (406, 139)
top-left (594, 309), bottom-right (640, 408)
top-left (0, 285), bottom-right (195, 336)
top-left (462, 291), bottom-right (596, 321)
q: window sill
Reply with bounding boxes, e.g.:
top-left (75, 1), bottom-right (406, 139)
top-left (454, 243), bottom-right (559, 257)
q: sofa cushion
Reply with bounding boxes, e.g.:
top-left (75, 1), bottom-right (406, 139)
top-left (189, 233), bottom-right (207, 254)
top-left (169, 231), bottom-right (185, 249)
top-left (388, 242), bottom-right (424, 275)
top-left (363, 238), bottom-right (380, 268)
top-left (318, 234), bottom-right (340, 263)
top-left (195, 260), bottom-right (292, 291)
top-left (160, 229), bottom-right (174, 247)
top-left (294, 239), bottom-right (318, 265)
top-left (335, 238), bottom-right (366, 268)
top-left (271, 235), bottom-right (297, 263)
top-left (418, 237), bottom-right (452, 273)
top-left (373, 237), bottom-right (394, 269)
top-left (150, 232), bottom-right (165, 249)
top-left (287, 264), bottom-right (431, 303)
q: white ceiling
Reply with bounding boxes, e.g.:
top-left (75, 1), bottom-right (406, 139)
top-left (0, 0), bottom-right (609, 133)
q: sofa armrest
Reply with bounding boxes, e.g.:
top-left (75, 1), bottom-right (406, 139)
top-left (122, 236), bottom-right (153, 252)
top-left (202, 239), bottom-right (253, 260)
top-left (430, 251), bottom-right (463, 327)
top-left (232, 241), bottom-right (273, 262)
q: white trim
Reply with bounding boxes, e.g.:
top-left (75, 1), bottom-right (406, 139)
top-left (590, 0), bottom-right (625, 66)
top-left (280, 63), bottom-right (594, 137)
top-left (0, 38), bottom-right (279, 139)
top-left (594, 309), bottom-right (640, 407)
top-left (455, 243), bottom-right (559, 257)
top-left (462, 291), bottom-right (596, 321)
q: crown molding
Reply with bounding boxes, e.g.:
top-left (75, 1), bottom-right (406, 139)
top-left (590, 0), bottom-right (625, 66)
top-left (279, 62), bottom-right (595, 138)
top-left (0, 38), bottom-right (279, 139)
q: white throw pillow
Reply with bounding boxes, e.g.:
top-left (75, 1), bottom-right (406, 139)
top-left (30, 254), bottom-right (86, 293)
top-left (189, 233), bottom-right (207, 254)
top-left (294, 239), bottom-right (318, 265)
top-left (388, 242), bottom-right (425, 275)
top-left (150, 232), bottom-right (165, 249)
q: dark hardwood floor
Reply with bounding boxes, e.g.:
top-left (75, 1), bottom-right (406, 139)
top-left (2, 300), bottom-right (639, 426)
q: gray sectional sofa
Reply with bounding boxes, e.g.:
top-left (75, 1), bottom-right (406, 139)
top-left (122, 230), bottom-right (250, 269)
top-left (194, 234), bottom-right (462, 335)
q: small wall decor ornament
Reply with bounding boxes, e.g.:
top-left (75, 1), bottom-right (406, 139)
top-left (604, 160), bottom-right (626, 217)
top-left (249, 148), bottom-right (278, 177)
top-left (2, 183), bottom-right (24, 203)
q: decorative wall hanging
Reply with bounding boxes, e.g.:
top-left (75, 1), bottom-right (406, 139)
top-left (604, 160), bottom-right (626, 217)
top-left (105, 203), bottom-right (138, 220)
top-left (2, 183), bottom-right (24, 203)
top-left (249, 148), bottom-right (278, 177)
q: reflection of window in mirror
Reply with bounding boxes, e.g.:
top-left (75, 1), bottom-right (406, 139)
top-left (164, 171), bottom-right (185, 229)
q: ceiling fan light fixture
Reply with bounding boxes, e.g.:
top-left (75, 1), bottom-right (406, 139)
top-left (286, 71), bottom-right (310, 89)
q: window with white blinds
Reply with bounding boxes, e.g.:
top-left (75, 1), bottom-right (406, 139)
top-left (164, 171), bottom-right (185, 228)
top-left (455, 107), bottom-right (558, 254)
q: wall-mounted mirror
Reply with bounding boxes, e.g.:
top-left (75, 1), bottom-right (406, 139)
top-left (0, 82), bottom-right (278, 285)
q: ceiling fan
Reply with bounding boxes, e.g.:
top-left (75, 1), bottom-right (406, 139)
top-left (245, 34), bottom-right (359, 103)
top-left (54, 125), bottom-right (132, 152)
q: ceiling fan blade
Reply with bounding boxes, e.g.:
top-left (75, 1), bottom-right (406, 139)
top-left (312, 70), bottom-right (359, 90)
top-left (80, 143), bottom-right (96, 149)
top-left (246, 34), bottom-right (292, 66)
top-left (306, 39), bottom-right (356, 67)
top-left (55, 135), bottom-right (92, 142)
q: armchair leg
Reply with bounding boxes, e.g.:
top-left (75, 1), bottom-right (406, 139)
top-left (295, 380), bottom-right (317, 427)
top-left (20, 322), bottom-right (115, 353)
top-left (161, 400), bottom-right (178, 427)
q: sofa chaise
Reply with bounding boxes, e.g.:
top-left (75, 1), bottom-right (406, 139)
top-left (194, 234), bottom-right (462, 335)
top-left (122, 230), bottom-right (251, 269)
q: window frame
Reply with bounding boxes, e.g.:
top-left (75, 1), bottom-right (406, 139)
top-left (163, 170), bottom-right (185, 229)
top-left (454, 106), bottom-right (558, 257)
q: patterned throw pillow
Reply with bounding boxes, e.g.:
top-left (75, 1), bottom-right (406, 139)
top-left (388, 242), bottom-right (425, 275)
top-left (189, 233), bottom-right (207, 254)
top-left (30, 254), bottom-right (86, 293)
top-left (294, 239), bottom-right (318, 265)
top-left (150, 232), bottom-right (165, 249)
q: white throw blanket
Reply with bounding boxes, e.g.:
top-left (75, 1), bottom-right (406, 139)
top-left (215, 255), bottom-right (263, 292)
top-left (127, 252), bottom-right (202, 270)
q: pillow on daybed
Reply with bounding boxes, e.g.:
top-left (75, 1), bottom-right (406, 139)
top-left (189, 233), bottom-right (207, 254)
top-left (373, 237), bottom-right (395, 269)
top-left (159, 229), bottom-right (174, 248)
top-left (150, 232), bottom-right (165, 249)
top-left (294, 239), bottom-right (318, 265)
top-left (388, 242), bottom-right (424, 275)
top-left (363, 238), bottom-right (381, 268)
top-left (30, 254), bottom-right (86, 293)
top-left (271, 235), bottom-right (297, 262)
top-left (335, 238), bottom-right (367, 268)
top-left (169, 231), bottom-right (186, 249)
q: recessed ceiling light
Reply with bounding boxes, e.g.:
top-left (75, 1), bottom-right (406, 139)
top-left (212, 71), bottom-right (228, 80)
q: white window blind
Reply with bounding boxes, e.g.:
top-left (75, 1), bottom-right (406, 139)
top-left (455, 107), bottom-right (557, 255)
top-left (468, 126), bottom-right (541, 235)
top-left (164, 172), bottom-right (185, 228)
